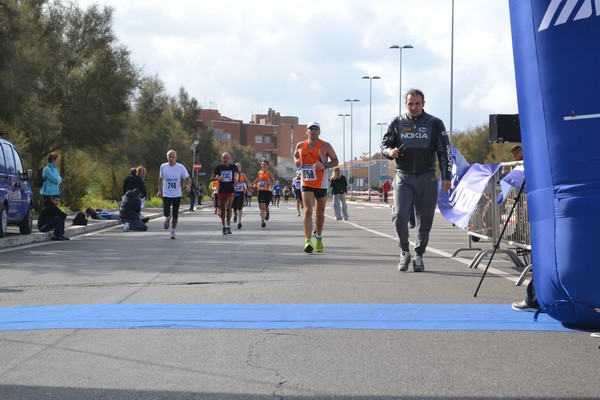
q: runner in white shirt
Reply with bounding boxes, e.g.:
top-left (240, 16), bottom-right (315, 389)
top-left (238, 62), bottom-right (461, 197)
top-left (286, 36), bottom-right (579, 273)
top-left (157, 150), bottom-right (191, 239)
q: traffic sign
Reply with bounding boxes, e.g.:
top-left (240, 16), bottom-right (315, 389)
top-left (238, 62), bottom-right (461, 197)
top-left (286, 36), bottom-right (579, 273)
top-left (193, 162), bottom-right (202, 171)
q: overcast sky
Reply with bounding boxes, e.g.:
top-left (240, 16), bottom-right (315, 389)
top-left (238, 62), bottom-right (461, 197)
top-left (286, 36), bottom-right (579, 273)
top-left (77, 0), bottom-right (517, 159)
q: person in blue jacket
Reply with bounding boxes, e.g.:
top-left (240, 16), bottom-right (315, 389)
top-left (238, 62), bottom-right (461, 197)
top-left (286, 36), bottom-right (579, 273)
top-left (40, 153), bottom-right (62, 201)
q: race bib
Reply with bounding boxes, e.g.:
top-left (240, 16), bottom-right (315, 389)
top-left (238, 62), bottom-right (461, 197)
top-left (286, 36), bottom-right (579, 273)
top-left (302, 164), bottom-right (316, 181)
top-left (221, 170), bottom-right (233, 182)
top-left (258, 180), bottom-right (268, 189)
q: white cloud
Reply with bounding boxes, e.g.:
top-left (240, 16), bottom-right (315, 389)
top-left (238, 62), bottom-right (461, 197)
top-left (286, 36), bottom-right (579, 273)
top-left (76, 0), bottom-right (518, 157)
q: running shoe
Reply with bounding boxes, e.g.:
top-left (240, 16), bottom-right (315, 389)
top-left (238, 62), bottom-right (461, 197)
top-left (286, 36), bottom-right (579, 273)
top-left (297, 212), bottom-right (301, 217)
top-left (170, 231), bottom-right (176, 239)
top-left (164, 215), bottom-right (171, 230)
top-left (511, 300), bottom-right (537, 313)
top-left (122, 222), bottom-right (130, 232)
top-left (304, 239), bottom-right (313, 253)
top-left (237, 223), bottom-right (242, 230)
top-left (413, 255), bottom-right (425, 272)
top-left (398, 252), bottom-right (411, 272)
top-left (315, 237), bottom-right (323, 253)
top-left (265, 212), bottom-right (270, 221)
top-left (233, 214), bottom-right (237, 223)
top-left (261, 222), bottom-right (266, 228)
top-left (226, 227), bottom-right (232, 234)
top-left (222, 227), bottom-right (227, 235)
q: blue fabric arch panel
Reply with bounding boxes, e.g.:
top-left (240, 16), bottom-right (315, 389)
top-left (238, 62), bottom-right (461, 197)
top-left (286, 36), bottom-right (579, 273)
top-left (509, 0), bottom-right (600, 329)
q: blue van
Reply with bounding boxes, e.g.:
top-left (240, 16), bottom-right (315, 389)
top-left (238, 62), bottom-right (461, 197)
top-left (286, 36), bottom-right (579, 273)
top-left (0, 135), bottom-right (34, 237)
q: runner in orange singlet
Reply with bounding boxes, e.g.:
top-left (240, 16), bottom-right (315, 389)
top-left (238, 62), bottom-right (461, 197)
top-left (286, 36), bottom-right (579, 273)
top-left (252, 160), bottom-right (276, 228)
top-left (293, 122), bottom-right (339, 253)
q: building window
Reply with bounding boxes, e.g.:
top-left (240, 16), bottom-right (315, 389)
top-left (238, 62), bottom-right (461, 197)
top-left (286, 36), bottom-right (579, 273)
top-left (257, 152), bottom-right (271, 161)
top-left (263, 135), bottom-right (272, 144)
top-left (255, 135), bottom-right (263, 144)
top-left (214, 129), bottom-right (230, 141)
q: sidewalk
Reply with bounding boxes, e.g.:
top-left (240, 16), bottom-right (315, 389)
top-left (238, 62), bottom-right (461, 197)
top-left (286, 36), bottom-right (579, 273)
top-left (0, 209), bottom-right (163, 250)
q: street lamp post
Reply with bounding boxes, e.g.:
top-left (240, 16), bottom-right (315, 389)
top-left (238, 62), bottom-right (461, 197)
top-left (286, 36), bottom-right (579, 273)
top-left (361, 76), bottom-right (381, 201)
top-left (389, 44), bottom-right (414, 117)
top-left (344, 98), bottom-right (359, 194)
top-left (190, 140), bottom-right (200, 181)
top-left (337, 113), bottom-right (350, 176)
top-left (376, 122), bottom-right (388, 143)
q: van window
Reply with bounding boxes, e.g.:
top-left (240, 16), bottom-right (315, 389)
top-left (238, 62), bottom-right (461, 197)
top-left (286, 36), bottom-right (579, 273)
top-left (13, 147), bottom-right (24, 175)
top-left (1, 143), bottom-right (16, 175)
top-left (0, 143), bottom-right (5, 176)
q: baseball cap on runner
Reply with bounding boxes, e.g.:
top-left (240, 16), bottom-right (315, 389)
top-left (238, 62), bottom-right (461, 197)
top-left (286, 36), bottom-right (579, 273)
top-left (307, 122), bottom-right (320, 129)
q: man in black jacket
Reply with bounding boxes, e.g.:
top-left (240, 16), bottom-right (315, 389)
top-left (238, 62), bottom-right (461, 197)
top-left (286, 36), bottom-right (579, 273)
top-left (122, 167), bottom-right (146, 198)
top-left (119, 188), bottom-right (148, 232)
top-left (381, 89), bottom-right (452, 272)
top-left (37, 196), bottom-right (70, 240)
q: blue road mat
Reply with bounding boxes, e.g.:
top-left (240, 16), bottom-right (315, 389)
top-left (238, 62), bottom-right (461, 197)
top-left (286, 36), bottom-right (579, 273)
top-left (0, 303), bottom-right (574, 332)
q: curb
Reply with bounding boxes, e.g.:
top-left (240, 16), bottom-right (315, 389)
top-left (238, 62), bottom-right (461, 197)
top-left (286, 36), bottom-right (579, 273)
top-left (0, 212), bottom-right (163, 250)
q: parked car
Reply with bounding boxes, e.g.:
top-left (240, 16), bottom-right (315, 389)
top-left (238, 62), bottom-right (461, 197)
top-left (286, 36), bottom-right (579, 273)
top-left (0, 134), bottom-right (34, 237)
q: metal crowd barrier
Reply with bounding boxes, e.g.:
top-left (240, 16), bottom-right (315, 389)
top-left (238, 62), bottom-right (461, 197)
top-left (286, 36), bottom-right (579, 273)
top-left (452, 161), bottom-right (532, 285)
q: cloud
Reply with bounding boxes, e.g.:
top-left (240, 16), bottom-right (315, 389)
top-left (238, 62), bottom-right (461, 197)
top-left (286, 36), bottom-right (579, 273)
top-left (77, 0), bottom-right (518, 156)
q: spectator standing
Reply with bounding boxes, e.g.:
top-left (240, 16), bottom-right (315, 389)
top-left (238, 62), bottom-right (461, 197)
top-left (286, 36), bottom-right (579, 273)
top-left (37, 195), bottom-right (70, 240)
top-left (381, 178), bottom-right (391, 203)
top-left (122, 167), bottom-right (146, 198)
top-left (157, 150), bottom-right (191, 239)
top-left (189, 178), bottom-right (197, 211)
top-left (40, 153), bottom-right (62, 202)
top-left (381, 89), bottom-right (452, 272)
top-left (330, 166), bottom-right (348, 221)
top-left (197, 183), bottom-right (204, 206)
top-left (136, 165), bottom-right (148, 208)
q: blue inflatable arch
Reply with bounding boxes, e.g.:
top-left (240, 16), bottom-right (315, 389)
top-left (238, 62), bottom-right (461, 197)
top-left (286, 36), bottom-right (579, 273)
top-left (509, 0), bottom-right (600, 328)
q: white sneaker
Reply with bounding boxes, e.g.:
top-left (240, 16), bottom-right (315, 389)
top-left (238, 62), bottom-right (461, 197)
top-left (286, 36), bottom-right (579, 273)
top-left (413, 255), bottom-right (425, 272)
top-left (122, 222), bottom-right (130, 232)
top-left (170, 230), bottom-right (176, 239)
top-left (398, 252), bottom-right (411, 271)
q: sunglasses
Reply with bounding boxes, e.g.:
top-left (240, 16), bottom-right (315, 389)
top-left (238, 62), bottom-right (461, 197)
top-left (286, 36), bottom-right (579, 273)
top-left (309, 127), bottom-right (320, 131)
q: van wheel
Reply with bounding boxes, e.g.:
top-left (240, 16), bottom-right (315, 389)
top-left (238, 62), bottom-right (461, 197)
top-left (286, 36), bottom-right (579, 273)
top-left (0, 206), bottom-right (7, 238)
top-left (19, 204), bottom-right (33, 234)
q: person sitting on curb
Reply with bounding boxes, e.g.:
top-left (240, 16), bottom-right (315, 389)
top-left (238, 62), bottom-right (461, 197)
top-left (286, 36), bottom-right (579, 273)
top-left (119, 188), bottom-right (148, 232)
top-left (37, 195), bottom-right (70, 241)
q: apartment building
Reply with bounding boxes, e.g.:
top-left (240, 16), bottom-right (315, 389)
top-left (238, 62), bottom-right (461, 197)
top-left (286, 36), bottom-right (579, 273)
top-left (197, 108), bottom-right (306, 179)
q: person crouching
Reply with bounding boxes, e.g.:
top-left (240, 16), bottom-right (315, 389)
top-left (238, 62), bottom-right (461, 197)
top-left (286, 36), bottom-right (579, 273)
top-left (119, 188), bottom-right (148, 232)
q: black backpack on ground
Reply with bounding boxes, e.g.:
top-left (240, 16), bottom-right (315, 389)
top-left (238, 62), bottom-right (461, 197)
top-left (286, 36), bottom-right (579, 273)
top-left (72, 211), bottom-right (88, 226)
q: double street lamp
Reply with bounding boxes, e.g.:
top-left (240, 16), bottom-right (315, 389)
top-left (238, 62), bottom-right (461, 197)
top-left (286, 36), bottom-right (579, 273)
top-left (337, 113), bottom-right (350, 175)
top-left (344, 98), bottom-right (359, 192)
top-left (361, 76), bottom-right (381, 201)
top-left (389, 44), bottom-right (414, 117)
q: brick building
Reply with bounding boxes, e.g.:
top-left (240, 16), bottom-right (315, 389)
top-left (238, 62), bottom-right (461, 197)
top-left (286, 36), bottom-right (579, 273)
top-left (197, 108), bottom-right (306, 179)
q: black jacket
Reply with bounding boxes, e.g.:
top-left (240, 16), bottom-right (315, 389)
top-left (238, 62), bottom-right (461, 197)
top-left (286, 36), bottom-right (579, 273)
top-left (119, 189), bottom-right (142, 221)
top-left (331, 175), bottom-right (348, 194)
top-left (380, 111), bottom-right (452, 181)
top-left (37, 198), bottom-right (67, 229)
top-left (122, 174), bottom-right (146, 198)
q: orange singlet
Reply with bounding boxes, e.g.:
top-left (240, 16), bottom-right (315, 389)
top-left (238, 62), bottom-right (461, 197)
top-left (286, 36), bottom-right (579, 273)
top-left (256, 171), bottom-right (272, 191)
top-left (300, 139), bottom-right (328, 189)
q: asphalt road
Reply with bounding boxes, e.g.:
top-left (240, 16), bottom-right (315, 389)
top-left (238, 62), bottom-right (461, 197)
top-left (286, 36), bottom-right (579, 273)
top-left (1, 201), bottom-right (599, 399)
